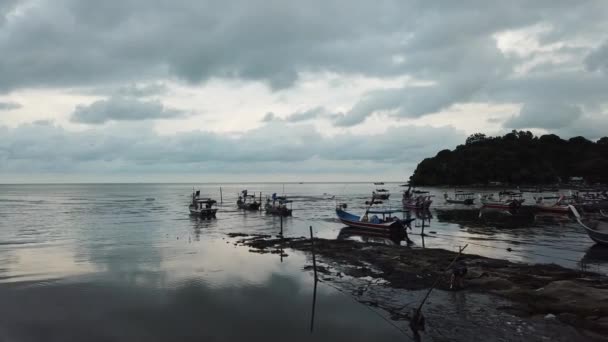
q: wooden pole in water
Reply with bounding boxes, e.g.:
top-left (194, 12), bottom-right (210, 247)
top-left (220, 187), bottom-right (223, 204)
top-left (280, 215), bottom-right (283, 236)
top-left (420, 216), bottom-right (425, 236)
top-left (310, 226), bottom-right (317, 281)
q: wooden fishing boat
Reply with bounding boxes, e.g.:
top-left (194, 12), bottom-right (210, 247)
top-left (188, 190), bottom-right (218, 218)
top-left (265, 193), bottom-right (292, 216)
top-left (336, 206), bottom-right (413, 233)
top-left (480, 193), bottom-right (524, 210)
top-left (374, 182), bottom-right (385, 185)
top-left (402, 187), bottom-right (432, 209)
top-left (373, 189), bottom-right (390, 200)
top-left (444, 191), bottom-right (475, 205)
top-left (237, 190), bottom-right (261, 211)
top-left (533, 195), bottom-right (570, 214)
top-left (570, 205), bottom-right (608, 246)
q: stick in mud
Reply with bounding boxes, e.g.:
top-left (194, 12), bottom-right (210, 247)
top-left (309, 225), bottom-right (319, 332)
top-left (410, 244), bottom-right (468, 335)
top-left (220, 187), bottom-right (223, 204)
top-left (310, 226), bottom-right (318, 282)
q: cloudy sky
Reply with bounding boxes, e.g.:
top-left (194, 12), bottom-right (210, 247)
top-left (1, 0), bottom-right (607, 182)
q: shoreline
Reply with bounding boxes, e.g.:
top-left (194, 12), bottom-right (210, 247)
top-left (229, 233), bottom-right (608, 338)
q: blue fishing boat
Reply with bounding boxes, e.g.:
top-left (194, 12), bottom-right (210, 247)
top-left (335, 206), bottom-right (413, 233)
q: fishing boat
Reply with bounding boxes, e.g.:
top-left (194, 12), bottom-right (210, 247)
top-left (533, 195), bottom-right (570, 214)
top-left (237, 190), bottom-right (261, 211)
top-left (335, 205), bottom-right (413, 235)
top-left (444, 191), bottom-right (476, 205)
top-left (480, 192), bottom-right (524, 210)
top-left (402, 187), bottom-right (432, 209)
top-left (188, 190), bottom-right (218, 218)
top-left (374, 182), bottom-right (385, 185)
top-left (265, 193), bottom-right (292, 216)
top-left (570, 205), bottom-right (608, 246)
top-left (373, 189), bottom-right (390, 200)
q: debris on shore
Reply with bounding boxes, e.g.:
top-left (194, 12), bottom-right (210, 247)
top-left (229, 233), bottom-right (608, 337)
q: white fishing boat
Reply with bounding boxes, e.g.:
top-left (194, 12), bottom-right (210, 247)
top-left (189, 190), bottom-right (218, 218)
top-left (444, 191), bottom-right (476, 205)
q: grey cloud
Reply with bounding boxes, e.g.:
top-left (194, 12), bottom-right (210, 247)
top-left (284, 107), bottom-right (327, 122)
top-left (554, 114), bottom-right (608, 140)
top-left (0, 121), bottom-right (465, 174)
top-left (504, 102), bottom-right (582, 129)
top-left (586, 40), bottom-right (608, 72)
top-left (261, 112), bottom-right (276, 122)
top-left (0, 101), bottom-right (21, 110)
top-left (0, 0), bottom-right (601, 92)
top-left (261, 107), bottom-right (333, 123)
top-left (92, 83), bottom-right (169, 98)
top-left (70, 97), bottom-right (186, 124)
top-left (0, 0), bottom-right (606, 134)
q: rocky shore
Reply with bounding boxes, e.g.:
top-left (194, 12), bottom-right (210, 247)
top-left (228, 233), bottom-right (608, 339)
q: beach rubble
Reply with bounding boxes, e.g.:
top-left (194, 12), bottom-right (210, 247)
top-left (230, 233), bottom-right (608, 338)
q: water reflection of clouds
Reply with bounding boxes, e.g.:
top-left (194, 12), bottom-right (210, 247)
top-left (0, 245), bottom-right (99, 283)
top-left (0, 271), bottom-right (403, 342)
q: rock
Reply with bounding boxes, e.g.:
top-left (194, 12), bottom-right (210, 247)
top-left (545, 313), bottom-right (556, 319)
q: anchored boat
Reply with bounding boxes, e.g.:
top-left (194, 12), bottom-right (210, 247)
top-left (237, 190), bottom-right (261, 211)
top-left (373, 188), bottom-right (390, 200)
top-left (335, 205), bottom-right (413, 238)
top-left (570, 205), bottom-right (608, 246)
top-left (402, 187), bottom-right (432, 209)
top-left (189, 190), bottom-right (218, 218)
top-left (480, 192), bottom-right (524, 210)
top-left (265, 193), bottom-right (293, 216)
top-left (444, 191), bottom-right (476, 205)
top-left (533, 195), bottom-right (570, 214)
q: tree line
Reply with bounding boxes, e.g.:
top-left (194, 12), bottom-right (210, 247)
top-left (409, 130), bottom-right (608, 186)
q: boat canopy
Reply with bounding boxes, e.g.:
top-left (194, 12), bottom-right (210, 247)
top-left (196, 198), bottom-right (216, 203)
top-left (367, 209), bottom-right (407, 214)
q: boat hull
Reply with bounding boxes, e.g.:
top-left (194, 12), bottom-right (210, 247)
top-left (265, 206), bottom-right (292, 216)
top-left (189, 208), bottom-right (218, 218)
top-left (580, 221), bottom-right (608, 246)
top-left (445, 199), bottom-right (475, 205)
top-left (238, 202), bottom-right (261, 211)
top-left (534, 204), bottom-right (570, 214)
top-left (403, 200), bottom-right (432, 209)
top-left (336, 209), bottom-right (403, 232)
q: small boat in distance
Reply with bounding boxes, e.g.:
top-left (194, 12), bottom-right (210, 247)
top-left (189, 190), bottom-right (218, 218)
top-left (373, 189), bottom-right (390, 200)
top-left (237, 190), bottom-right (261, 211)
top-left (374, 182), bottom-right (384, 185)
top-left (444, 191), bottom-right (476, 205)
top-left (265, 193), bottom-right (293, 216)
top-left (570, 205), bottom-right (608, 246)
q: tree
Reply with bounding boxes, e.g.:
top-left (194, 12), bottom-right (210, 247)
top-left (409, 131), bottom-right (608, 185)
top-left (465, 133), bottom-right (488, 145)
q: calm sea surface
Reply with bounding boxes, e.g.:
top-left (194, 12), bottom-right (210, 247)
top-left (0, 183), bottom-right (605, 341)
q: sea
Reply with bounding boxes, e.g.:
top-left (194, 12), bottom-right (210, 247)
top-left (0, 183), bottom-right (605, 341)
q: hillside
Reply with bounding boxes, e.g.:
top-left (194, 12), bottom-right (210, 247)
top-left (410, 130), bottom-right (608, 186)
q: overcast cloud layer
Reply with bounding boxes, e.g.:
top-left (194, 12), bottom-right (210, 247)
top-left (1, 0), bottom-right (607, 181)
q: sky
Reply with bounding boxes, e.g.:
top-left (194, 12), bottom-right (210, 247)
top-left (1, 0), bottom-right (607, 183)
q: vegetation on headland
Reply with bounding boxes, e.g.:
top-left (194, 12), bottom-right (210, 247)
top-left (410, 130), bottom-right (608, 186)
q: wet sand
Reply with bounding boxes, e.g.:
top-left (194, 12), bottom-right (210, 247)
top-left (231, 233), bottom-right (608, 340)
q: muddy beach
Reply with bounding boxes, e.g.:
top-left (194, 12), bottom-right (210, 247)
top-left (230, 233), bottom-right (608, 340)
